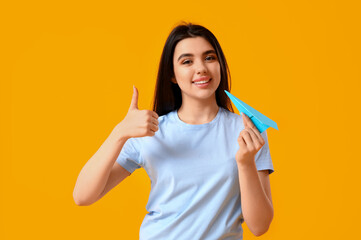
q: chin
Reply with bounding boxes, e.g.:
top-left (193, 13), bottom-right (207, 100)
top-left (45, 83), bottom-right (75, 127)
top-left (195, 91), bottom-right (217, 101)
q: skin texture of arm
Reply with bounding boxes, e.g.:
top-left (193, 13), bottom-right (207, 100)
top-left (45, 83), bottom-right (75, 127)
top-left (238, 166), bottom-right (273, 236)
top-left (235, 113), bottom-right (274, 236)
top-left (72, 125), bottom-right (130, 206)
top-left (94, 162), bottom-right (131, 202)
top-left (73, 86), bottom-right (158, 206)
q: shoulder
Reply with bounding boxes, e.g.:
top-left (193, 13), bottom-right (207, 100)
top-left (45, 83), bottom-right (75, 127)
top-left (158, 110), bottom-right (174, 122)
top-left (157, 110), bottom-right (177, 127)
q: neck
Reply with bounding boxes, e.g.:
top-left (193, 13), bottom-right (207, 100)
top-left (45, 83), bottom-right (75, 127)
top-left (177, 94), bottom-right (219, 125)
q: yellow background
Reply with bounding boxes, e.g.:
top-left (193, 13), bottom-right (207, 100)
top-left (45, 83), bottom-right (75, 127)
top-left (1, 0), bottom-right (360, 239)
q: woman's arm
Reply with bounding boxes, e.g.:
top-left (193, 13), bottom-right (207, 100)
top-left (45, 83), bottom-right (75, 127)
top-left (235, 113), bottom-right (274, 236)
top-left (73, 125), bottom-right (130, 206)
top-left (237, 165), bottom-right (273, 236)
top-left (94, 161), bottom-right (132, 202)
top-left (73, 86), bottom-right (159, 206)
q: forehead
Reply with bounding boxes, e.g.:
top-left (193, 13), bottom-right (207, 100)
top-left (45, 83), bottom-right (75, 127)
top-left (173, 37), bottom-right (214, 57)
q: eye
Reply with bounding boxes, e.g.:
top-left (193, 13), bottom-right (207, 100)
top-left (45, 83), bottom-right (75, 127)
top-left (205, 55), bottom-right (216, 61)
top-left (182, 59), bottom-right (192, 65)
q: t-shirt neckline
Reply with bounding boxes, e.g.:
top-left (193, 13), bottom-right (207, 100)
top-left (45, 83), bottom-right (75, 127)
top-left (172, 107), bottom-right (223, 129)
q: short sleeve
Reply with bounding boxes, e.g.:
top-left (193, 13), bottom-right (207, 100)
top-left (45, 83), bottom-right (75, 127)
top-left (254, 130), bottom-right (275, 174)
top-left (116, 138), bottom-right (142, 174)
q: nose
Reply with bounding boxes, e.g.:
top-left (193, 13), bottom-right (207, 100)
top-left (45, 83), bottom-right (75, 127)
top-left (195, 59), bottom-right (208, 74)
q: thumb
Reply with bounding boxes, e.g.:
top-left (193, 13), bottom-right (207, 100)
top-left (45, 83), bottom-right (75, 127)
top-left (129, 85), bottom-right (138, 110)
top-left (242, 112), bottom-right (248, 128)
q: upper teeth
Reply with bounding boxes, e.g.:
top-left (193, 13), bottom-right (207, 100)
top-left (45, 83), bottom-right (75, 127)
top-left (194, 79), bottom-right (210, 84)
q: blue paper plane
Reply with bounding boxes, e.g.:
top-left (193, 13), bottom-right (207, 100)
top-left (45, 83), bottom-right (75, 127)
top-left (224, 90), bottom-right (278, 133)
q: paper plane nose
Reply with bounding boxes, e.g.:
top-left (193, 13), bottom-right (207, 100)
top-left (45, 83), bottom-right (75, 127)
top-left (224, 90), bottom-right (278, 133)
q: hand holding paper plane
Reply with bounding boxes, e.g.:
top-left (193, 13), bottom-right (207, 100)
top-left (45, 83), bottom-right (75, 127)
top-left (224, 90), bottom-right (278, 133)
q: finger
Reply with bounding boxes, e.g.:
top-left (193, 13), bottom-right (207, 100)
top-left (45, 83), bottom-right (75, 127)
top-left (247, 128), bottom-right (263, 148)
top-left (241, 130), bottom-right (254, 146)
top-left (129, 85), bottom-right (139, 110)
top-left (238, 135), bottom-right (247, 148)
top-left (242, 113), bottom-right (252, 129)
top-left (146, 130), bottom-right (156, 137)
top-left (148, 126), bottom-right (157, 136)
top-left (242, 113), bottom-right (261, 135)
top-left (242, 112), bottom-right (255, 128)
top-left (151, 117), bottom-right (159, 126)
top-left (248, 127), bottom-right (265, 145)
top-left (150, 122), bottom-right (159, 132)
top-left (151, 111), bottom-right (159, 119)
top-left (242, 113), bottom-right (248, 128)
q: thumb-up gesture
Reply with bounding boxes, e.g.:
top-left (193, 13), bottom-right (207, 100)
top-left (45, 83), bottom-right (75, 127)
top-left (118, 86), bottom-right (159, 139)
top-left (235, 113), bottom-right (265, 166)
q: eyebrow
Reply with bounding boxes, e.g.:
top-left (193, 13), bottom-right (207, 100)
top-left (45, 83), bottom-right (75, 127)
top-left (177, 50), bottom-right (217, 62)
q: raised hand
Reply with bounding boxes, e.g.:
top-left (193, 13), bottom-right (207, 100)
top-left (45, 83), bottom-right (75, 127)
top-left (235, 113), bottom-right (265, 166)
top-left (118, 86), bottom-right (159, 139)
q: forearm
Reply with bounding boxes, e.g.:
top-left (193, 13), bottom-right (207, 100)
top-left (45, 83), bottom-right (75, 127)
top-left (237, 162), bottom-right (273, 236)
top-left (73, 124), bottom-right (128, 205)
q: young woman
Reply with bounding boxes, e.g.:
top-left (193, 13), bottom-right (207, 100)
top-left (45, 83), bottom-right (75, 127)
top-left (73, 22), bottom-right (274, 239)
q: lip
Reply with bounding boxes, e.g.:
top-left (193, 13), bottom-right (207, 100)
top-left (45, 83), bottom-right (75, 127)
top-left (193, 78), bottom-right (212, 89)
top-left (192, 76), bottom-right (211, 83)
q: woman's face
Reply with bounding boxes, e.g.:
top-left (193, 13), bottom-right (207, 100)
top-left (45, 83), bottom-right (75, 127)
top-left (172, 37), bottom-right (221, 103)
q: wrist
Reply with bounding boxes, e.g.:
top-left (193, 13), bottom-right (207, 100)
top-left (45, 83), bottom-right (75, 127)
top-left (236, 160), bottom-right (257, 171)
top-left (112, 123), bottom-right (130, 142)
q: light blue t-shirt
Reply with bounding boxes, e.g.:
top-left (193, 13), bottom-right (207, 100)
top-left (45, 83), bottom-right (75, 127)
top-left (116, 107), bottom-right (274, 240)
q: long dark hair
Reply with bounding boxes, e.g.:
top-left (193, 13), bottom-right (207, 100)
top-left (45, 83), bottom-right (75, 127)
top-left (153, 22), bottom-right (234, 116)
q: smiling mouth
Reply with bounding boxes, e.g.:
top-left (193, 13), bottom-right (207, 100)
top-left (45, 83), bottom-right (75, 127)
top-left (193, 78), bottom-right (212, 85)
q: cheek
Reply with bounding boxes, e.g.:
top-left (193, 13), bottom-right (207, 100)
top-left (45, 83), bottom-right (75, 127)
top-left (216, 63), bottom-right (221, 74)
top-left (213, 64), bottom-right (221, 81)
top-left (174, 68), bottom-right (191, 82)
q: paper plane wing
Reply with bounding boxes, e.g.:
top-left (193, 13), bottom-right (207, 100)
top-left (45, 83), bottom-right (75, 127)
top-left (224, 90), bottom-right (278, 133)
